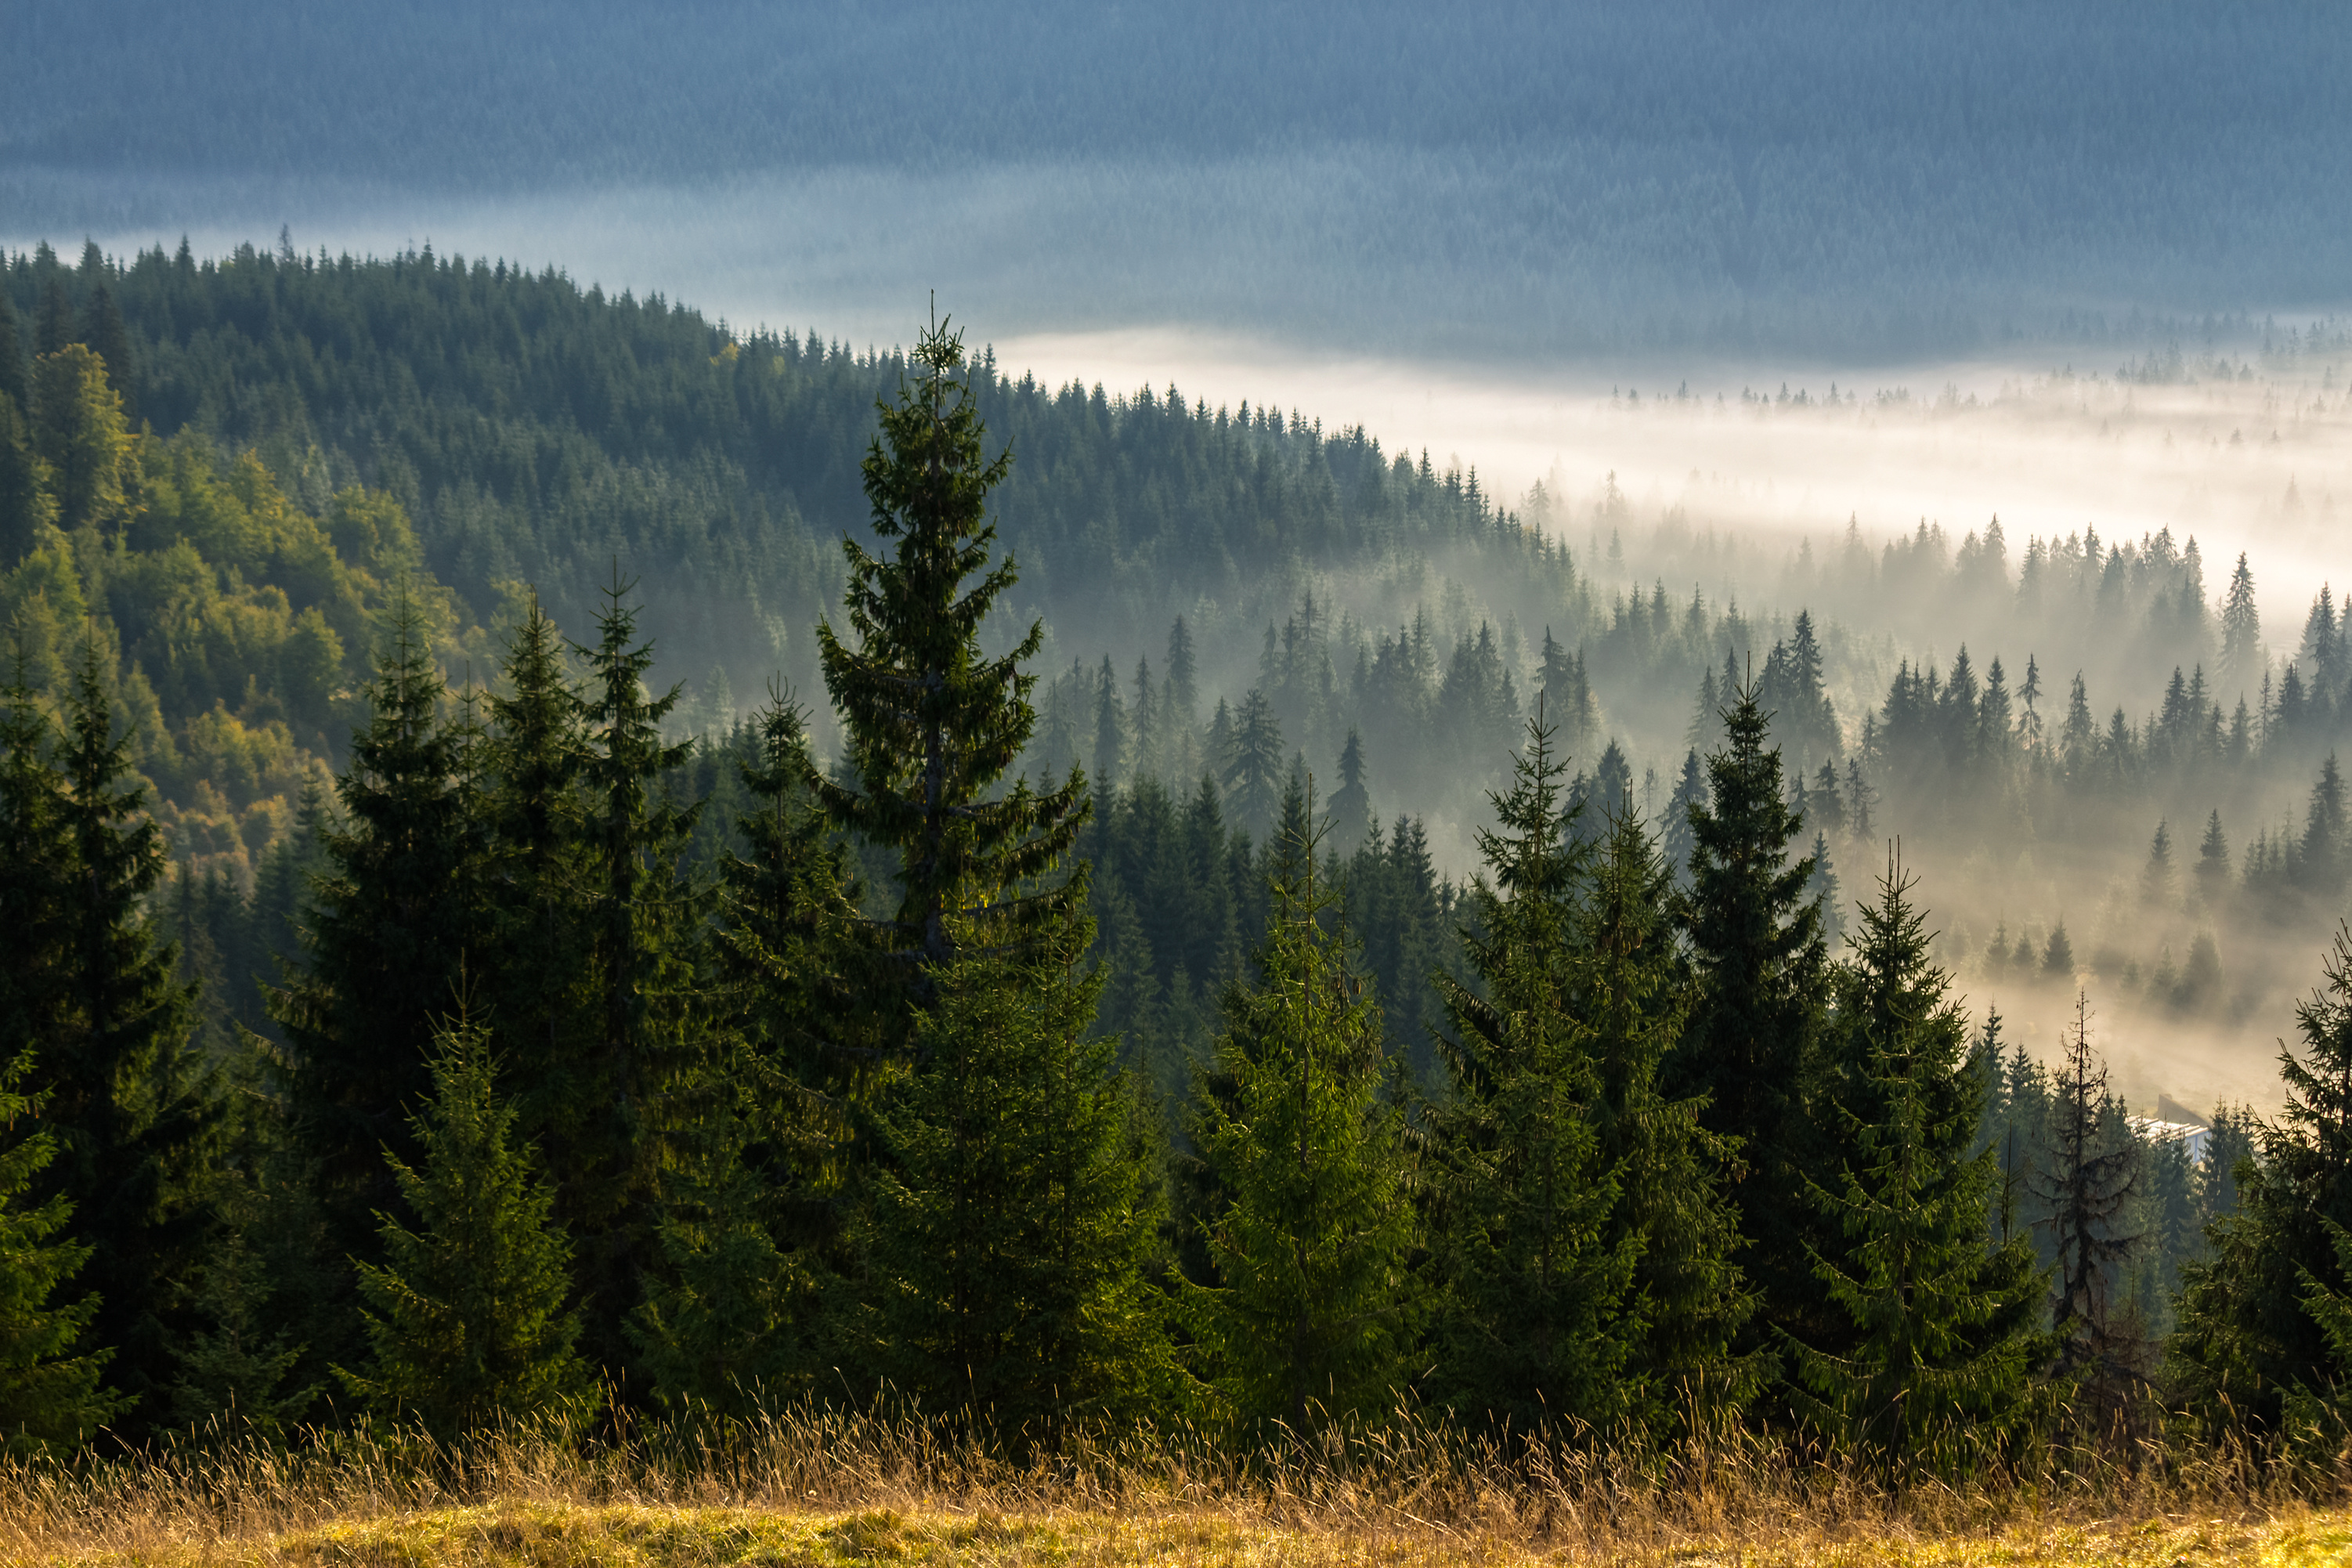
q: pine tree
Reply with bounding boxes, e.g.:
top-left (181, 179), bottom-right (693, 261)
top-left (74, 246), bottom-right (136, 428)
top-left (0, 286), bottom-right (27, 411)
top-left (812, 315), bottom-right (1086, 1025)
top-left (1783, 858), bottom-right (2048, 1472)
top-left (1428, 711), bottom-right (1633, 1430)
top-left (2173, 923), bottom-right (2352, 1431)
top-left (0, 1048), bottom-right (122, 1450)
top-left (1187, 793), bottom-right (1418, 1433)
top-left (2220, 552), bottom-right (2262, 698)
top-left (29, 344), bottom-right (134, 536)
top-left (343, 1021), bottom-right (587, 1436)
top-left (1675, 677), bottom-right (1829, 1345)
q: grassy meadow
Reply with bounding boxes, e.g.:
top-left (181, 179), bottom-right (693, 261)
top-left (5, 1410), bottom-right (2349, 1568)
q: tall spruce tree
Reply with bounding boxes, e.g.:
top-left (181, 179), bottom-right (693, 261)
top-left (2173, 924), bottom-right (2352, 1431)
top-left (1187, 788), bottom-right (1418, 1433)
top-left (570, 578), bottom-right (701, 1366)
top-left (343, 1021), bottom-right (587, 1435)
top-left (1675, 677), bottom-right (1829, 1346)
top-left (34, 645), bottom-right (222, 1427)
top-left (1783, 857), bottom-right (2049, 1472)
top-left (2036, 992), bottom-right (2144, 1386)
top-left (1581, 804), bottom-right (1758, 1425)
top-left (273, 602), bottom-right (479, 1315)
top-left (811, 316), bottom-right (1150, 1427)
top-left (1427, 710), bottom-right (1635, 1431)
top-left (811, 315), bottom-right (1085, 1029)
top-left (477, 594), bottom-right (599, 1194)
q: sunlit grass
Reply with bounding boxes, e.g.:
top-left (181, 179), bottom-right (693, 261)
top-left (2, 1407), bottom-right (2346, 1567)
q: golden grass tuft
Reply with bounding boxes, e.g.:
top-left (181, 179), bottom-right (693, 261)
top-left (2, 1406), bottom-right (2347, 1567)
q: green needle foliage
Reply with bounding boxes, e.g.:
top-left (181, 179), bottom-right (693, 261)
top-left (814, 313), bottom-right (1084, 1034)
top-left (1675, 676), bottom-right (1829, 1349)
top-left (1187, 789), bottom-right (1418, 1435)
top-left (344, 1020), bottom-right (587, 1437)
top-left (35, 643), bottom-right (222, 1429)
top-left (0, 1048), bottom-right (122, 1451)
top-left (1783, 856), bottom-right (2050, 1474)
top-left (865, 919), bottom-right (1171, 1442)
top-left (276, 601), bottom-right (479, 1292)
top-left (1428, 709), bottom-right (1635, 1433)
top-left (1578, 804), bottom-right (1759, 1427)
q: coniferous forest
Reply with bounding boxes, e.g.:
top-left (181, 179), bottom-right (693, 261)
top-left (6, 240), bottom-right (2352, 1475)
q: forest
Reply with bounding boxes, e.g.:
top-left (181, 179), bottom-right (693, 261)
top-left (3, 241), bottom-right (2352, 1472)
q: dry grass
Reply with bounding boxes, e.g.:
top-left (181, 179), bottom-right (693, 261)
top-left (2, 1408), bottom-right (2347, 1568)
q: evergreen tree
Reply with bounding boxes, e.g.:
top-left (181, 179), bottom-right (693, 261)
top-left (1661, 748), bottom-right (1706, 883)
top-left (74, 248), bottom-right (136, 428)
top-left (274, 603), bottom-right (479, 1309)
top-left (1783, 858), bottom-right (2048, 1472)
top-left (1675, 677), bottom-right (1829, 1345)
top-left (34, 645), bottom-right (222, 1426)
top-left (1328, 729), bottom-right (1373, 852)
top-left (812, 315), bottom-right (1086, 1024)
top-left (1223, 688), bottom-right (1284, 841)
top-left (343, 1021), bottom-right (587, 1435)
top-left (0, 1048), bottom-right (121, 1450)
top-left (2036, 994), bottom-right (2143, 1383)
top-left (2195, 811), bottom-right (2232, 915)
top-left (477, 594), bottom-right (600, 1205)
top-left (571, 579), bottom-right (702, 1364)
top-left (2173, 923), bottom-right (2352, 1430)
top-left (29, 344), bottom-right (133, 536)
top-left (1187, 792), bottom-right (1418, 1433)
top-left (1581, 804), bottom-right (1758, 1422)
top-left (1428, 712), bottom-right (1632, 1430)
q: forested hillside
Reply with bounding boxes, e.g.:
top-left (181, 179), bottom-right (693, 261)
top-left (9, 238), bottom-right (2352, 1092)
top-left (2, 313), bottom-right (2350, 1485)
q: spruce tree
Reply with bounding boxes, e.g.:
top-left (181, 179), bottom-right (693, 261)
top-left (1783, 858), bottom-right (2048, 1472)
top-left (1675, 677), bottom-right (1829, 1344)
top-left (344, 1021), bottom-right (587, 1436)
top-left (274, 603), bottom-right (480, 1305)
top-left (1428, 710), bottom-right (1631, 1431)
top-left (2036, 993), bottom-right (2144, 1385)
top-left (1187, 791), bottom-right (1418, 1433)
top-left (0, 1049), bottom-right (121, 1449)
top-left (1581, 804), bottom-right (1758, 1425)
top-left (571, 578), bottom-right (702, 1364)
top-left (811, 315), bottom-right (1085, 1025)
top-left (35, 645), bottom-right (222, 1427)
top-left (476, 594), bottom-right (599, 1189)
top-left (0, 285), bottom-right (26, 411)
top-left (2173, 923), bottom-right (2352, 1430)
